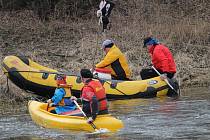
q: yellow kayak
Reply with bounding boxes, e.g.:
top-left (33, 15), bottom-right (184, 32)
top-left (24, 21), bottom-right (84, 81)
top-left (2, 55), bottom-right (170, 99)
top-left (28, 100), bottom-right (123, 132)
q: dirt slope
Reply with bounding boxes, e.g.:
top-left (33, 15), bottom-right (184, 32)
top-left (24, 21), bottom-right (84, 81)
top-left (0, 0), bottom-right (209, 93)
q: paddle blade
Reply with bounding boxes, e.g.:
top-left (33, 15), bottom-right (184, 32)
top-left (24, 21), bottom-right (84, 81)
top-left (98, 128), bottom-right (110, 133)
top-left (90, 128), bottom-right (110, 134)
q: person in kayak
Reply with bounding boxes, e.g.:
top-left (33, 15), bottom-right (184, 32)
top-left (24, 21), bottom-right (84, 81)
top-left (140, 37), bottom-right (176, 80)
top-left (47, 75), bottom-right (76, 114)
top-left (71, 69), bottom-right (108, 124)
top-left (95, 39), bottom-right (131, 80)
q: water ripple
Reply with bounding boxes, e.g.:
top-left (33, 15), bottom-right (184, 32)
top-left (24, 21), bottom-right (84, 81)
top-left (0, 87), bottom-right (210, 139)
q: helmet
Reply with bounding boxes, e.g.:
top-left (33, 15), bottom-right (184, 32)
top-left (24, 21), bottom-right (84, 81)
top-left (102, 39), bottom-right (114, 49)
top-left (143, 37), bottom-right (159, 47)
top-left (80, 69), bottom-right (93, 78)
top-left (56, 75), bottom-right (67, 86)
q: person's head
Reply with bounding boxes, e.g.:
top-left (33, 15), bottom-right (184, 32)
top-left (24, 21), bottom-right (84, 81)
top-left (56, 75), bottom-right (67, 87)
top-left (101, 39), bottom-right (114, 54)
top-left (80, 69), bottom-right (93, 83)
top-left (143, 37), bottom-right (159, 48)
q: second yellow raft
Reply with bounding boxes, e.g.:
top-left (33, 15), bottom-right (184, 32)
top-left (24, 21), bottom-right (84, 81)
top-left (28, 100), bottom-right (124, 132)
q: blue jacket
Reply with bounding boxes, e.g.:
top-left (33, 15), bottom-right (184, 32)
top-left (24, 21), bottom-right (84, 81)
top-left (51, 88), bottom-right (76, 114)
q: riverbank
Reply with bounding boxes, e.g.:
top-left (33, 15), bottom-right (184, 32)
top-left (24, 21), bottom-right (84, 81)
top-left (0, 12), bottom-right (209, 85)
top-left (0, 1), bottom-right (210, 102)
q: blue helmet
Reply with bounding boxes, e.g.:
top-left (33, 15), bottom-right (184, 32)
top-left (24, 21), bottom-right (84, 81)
top-left (143, 37), bottom-right (159, 47)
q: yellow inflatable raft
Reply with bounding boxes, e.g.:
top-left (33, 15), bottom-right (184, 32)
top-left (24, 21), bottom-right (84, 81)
top-left (28, 100), bottom-right (123, 132)
top-left (2, 55), bottom-right (170, 99)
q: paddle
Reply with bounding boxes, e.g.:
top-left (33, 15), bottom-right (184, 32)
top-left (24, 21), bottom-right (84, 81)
top-left (152, 66), bottom-right (179, 95)
top-left (73, 100), bottom-right (110, 133)
top-left (46, 103), bottom-right (50, 111)
top-left (104, 80), bottom-right (128, 96)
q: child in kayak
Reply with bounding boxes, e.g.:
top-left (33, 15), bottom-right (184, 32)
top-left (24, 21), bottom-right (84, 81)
top-left (47, 74), bottom-right (76, 114)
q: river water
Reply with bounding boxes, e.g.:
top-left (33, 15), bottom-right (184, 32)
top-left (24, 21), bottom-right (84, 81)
top-left (0, 87), bottom-right (210, 140)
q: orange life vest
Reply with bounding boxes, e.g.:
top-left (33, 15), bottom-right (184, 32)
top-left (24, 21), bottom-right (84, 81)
top-left (82, 80), bottom-right (108, 111)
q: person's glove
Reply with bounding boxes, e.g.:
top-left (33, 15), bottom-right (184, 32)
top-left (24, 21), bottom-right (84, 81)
top-left (71, 96), bottom-right (77, 101)
top-left (47, 99), bottom-right (52, 103)
top-left (87, 117), bottom-right (94, 124)
top-left (97, 10), bottom-right (102, 17)
top-left (160, 73), bottom-right (167, 81)
top-left (90, 67), bottom-right (95, 73)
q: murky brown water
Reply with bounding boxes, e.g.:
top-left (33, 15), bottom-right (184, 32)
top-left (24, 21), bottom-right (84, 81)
top-left (0, 87), bottom-right (210, 140)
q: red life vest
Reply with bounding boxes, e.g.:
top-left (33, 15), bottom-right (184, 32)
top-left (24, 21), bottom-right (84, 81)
top-left (82, 80), bottom-right (108, 111)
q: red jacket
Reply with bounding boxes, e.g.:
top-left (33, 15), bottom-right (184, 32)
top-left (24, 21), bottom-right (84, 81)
top-left (149, 44), bottom-right (176, 73)
top-left (81, 79), bottom-right (108, 112)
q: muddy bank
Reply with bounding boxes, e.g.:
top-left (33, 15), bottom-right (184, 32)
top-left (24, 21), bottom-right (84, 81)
top-left (0, 12), bottom-right (209, 87)
top-left (0, 2), bottom-right (210, 103)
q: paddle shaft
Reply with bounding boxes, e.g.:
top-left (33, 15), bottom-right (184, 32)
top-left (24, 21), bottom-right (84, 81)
top-left (73, 100), bottom-right (98, 130)
top-left (104, 81), bottom-right (128, 96)
top-left (152, 66), bottom-right (178, 94)
top-left (47, 103), bottom-right (49, 111)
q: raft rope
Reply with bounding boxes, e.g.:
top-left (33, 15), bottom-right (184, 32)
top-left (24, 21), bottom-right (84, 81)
top-left (4, 70), bottom-right (61, 75)
top-left (3, 70), bottom-right (169, 97)
top-left (6, 77), bottom-right (9, 93)
top-left (0, 74), bottom-right (4, 80)
top-left (4, 70), bottom-right (165, 97)
top-left (3, 71), bottom-right (48, 103)
top-left (3, 71), bottom-right (50, 101)
top-left (4, 71), bottom-right (29, 94)
top-left (0, 73), bottom-right (10, 93)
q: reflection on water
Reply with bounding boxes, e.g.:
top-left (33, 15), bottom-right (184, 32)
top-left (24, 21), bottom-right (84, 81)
top-left (0, 87), bottom-right (210, 140)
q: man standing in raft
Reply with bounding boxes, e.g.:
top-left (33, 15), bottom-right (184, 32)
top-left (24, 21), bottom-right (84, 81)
top-left (97, 0), bottom-right (115, 32)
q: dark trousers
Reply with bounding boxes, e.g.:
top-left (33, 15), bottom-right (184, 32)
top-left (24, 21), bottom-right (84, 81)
top-left (140, 68), bottom-right (175, 80)
top-left (111, 75), bottom-right (131, 81)
top-left (50, 109), bottom-right (57, 114)
top-left (102, 16), bottom-right (109, 31)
